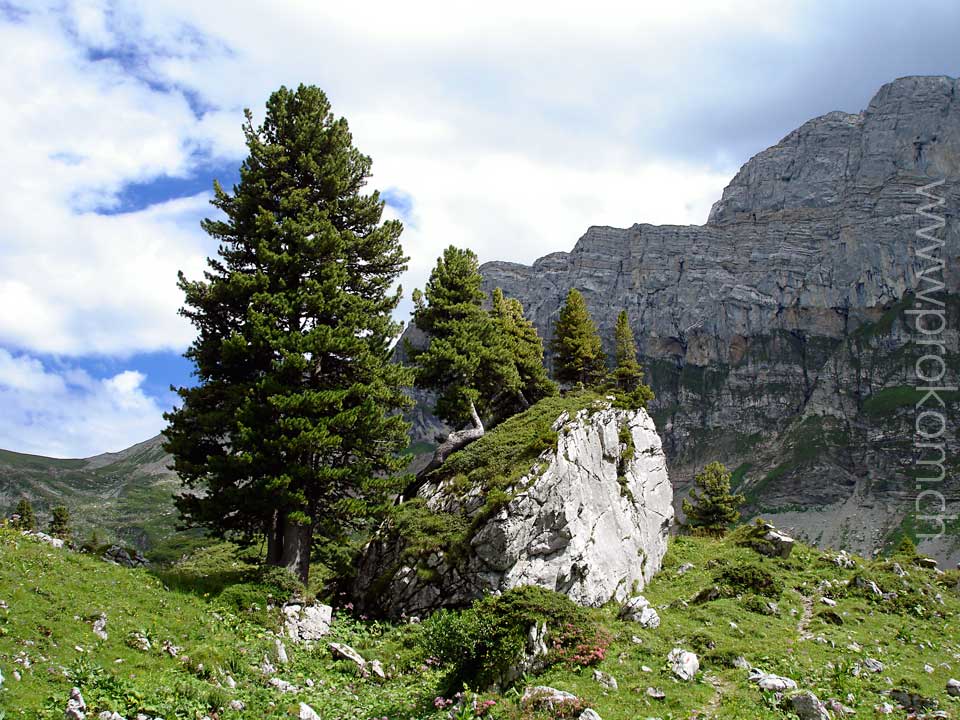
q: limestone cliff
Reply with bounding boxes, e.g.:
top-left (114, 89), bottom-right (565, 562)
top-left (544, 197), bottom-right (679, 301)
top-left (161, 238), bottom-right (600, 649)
top-left (405, 76), bottom-right (960, 563)
top-left (355, 398), bottom-right (673, 617)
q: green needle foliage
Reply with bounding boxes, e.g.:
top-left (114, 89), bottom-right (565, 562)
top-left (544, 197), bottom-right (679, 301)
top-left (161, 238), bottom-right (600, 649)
top-left (411, 248), bottom-right (552, 428)
top-left (49, 505), bottom-right (71, 540)
top-left (682, 461), bottom-right (745, 536)
top-left (610, 309), bottom-right (654, 408)
top-left (163, 85), bottom-right (413, 583)
top-left (551, 288), bottom-right (606, 387)
top-left (13, 498), bottom-right (36, 531)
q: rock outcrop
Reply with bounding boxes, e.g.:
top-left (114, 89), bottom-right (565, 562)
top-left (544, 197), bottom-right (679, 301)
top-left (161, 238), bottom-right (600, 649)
top-left (355, 401), bottom-right (673, 616)
top-left (402, 75), bottom-right (960, 563)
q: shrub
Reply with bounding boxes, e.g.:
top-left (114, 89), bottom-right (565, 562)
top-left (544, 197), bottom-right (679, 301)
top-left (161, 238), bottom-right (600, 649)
top-left (715, 562), bottom-right (783, 598)
top-left (422, 585), bottom-right (609, 690)
top-left (741, 593), bottom-right (777, 615)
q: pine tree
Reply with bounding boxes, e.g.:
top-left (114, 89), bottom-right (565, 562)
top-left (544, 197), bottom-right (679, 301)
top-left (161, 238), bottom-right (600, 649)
top-left (490, 288), bottom-right (557, 413)
top-left (681, 462), bottom-right (745, 536)
top-left (49, 505), bottom-right (70, 540)
top-left (163, 85), bottom-right (413, 583)
top-left (409, 248), bottom-right (520, 476)
top-left (610, 309), bottom-right (654, 408)
top-left (13, 498), bottom-right (36, 531)
top-left (551, 288), bottom-right (606, 387)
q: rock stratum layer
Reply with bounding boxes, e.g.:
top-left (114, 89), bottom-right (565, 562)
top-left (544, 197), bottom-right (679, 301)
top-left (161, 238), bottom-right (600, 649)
top-left (406, 76), bottom-right (960, 563)
top-left (356, 403), bottom-right (673, 617)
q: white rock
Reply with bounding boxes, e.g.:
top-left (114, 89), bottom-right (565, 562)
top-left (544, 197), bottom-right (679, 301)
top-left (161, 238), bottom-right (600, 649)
top-left (92, 614), bottom-right (108, 641)
top-left (367, 659), bottom-right (386, 679)
top-left (593, 669), bottom-right (617, 689)
top-left (224, 675), bottom-right (236, 689)
top-left (619, 595), bottom-right (660, 628)
top-left (275, 638), bottom-right (288, 664)
top-left (97, 712), bottom-right (124, 720)
top-left (65, 687), bottom-right (86, 720)
top-left (676, 563), bottom-right (695, 575)
top-left (329, 642), bottom-right (366, 668)
top-left (864, 658), bottom-right (884, 673)
top-left (283, 603), bottom-right (332, 642)
top-left (749, 668), bottom-right (797, 692)
top-left (790, 691), bottom-right (830, 720)
top-left (947, 679), bottom-right (960, 696)
top-left (579, 711), bottom-right (602, 720)
top-left (667, 648), bottom-right (699, 681)
top-left (298, 703), bottom-right (321, 720)
top-left (521, 686), bottom-right (579, 710)
top-left (227, 701), bottom-right (244, 711)
top-left (820, 597), bottom-right (836, 607)
top-left (268, 677), bottom-right (298, 693)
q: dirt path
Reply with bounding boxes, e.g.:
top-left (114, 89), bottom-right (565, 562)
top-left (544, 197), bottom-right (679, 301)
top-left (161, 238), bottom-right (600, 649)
top-left (699, 674), bottom-right (735, 719)
top-left (797, 592), bottom-right (815, 641)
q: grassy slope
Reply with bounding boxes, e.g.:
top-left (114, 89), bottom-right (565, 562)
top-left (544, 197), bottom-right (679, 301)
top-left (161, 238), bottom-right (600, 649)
top-left (2, 524), bottom-right (959, 719)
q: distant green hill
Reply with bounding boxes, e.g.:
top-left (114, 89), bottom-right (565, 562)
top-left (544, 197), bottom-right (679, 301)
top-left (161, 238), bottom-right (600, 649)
top-left (0, 436), bottom-right (180, 551)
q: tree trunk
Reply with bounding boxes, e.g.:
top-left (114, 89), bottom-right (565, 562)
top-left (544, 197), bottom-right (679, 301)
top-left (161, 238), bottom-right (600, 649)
top-left (266, 511), bottom-right (284, 566)
top-left (401, 400), bottom-right (484, 501)
top-left (280, 515), bottom-right (312, 585)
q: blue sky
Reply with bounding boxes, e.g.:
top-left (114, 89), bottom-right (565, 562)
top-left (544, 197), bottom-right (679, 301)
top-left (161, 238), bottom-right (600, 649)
top-left (0, 0), bottom-right (958, 457)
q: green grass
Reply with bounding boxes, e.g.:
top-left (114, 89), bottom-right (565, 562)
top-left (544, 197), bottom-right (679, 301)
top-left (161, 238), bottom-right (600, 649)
top-left (2, 525), bottom-right (959, 719)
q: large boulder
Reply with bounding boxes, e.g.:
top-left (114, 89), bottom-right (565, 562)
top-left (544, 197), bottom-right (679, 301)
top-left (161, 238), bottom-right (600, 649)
top-left (355, 401), bottom-right (673, 616)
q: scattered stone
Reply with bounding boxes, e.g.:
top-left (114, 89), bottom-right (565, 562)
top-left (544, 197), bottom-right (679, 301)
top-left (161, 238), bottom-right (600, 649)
top-left (298, 702), bottom-right (321, 720)
top-left (754, 524), bottom-right (796, 558)
top-left (667, 648), bottom-right (699, 681)
top-left (92, 614), bottom-right (108, 641)
top-left (892, 563), bottom-right (907, 577)
top-left (749, 668), bottom-right (797, 692)
top-left (863, 657), bottom-right (884, 673)
top-left (947, 678), bottom-right (960, 697)
top-left (224, 675), bottom-right (236, 689)
top-left (101, 545), bottom-right (147, 568)
top-left (274, 638), bottom-right (288, 664)
top-left (820, 597), bottom-right (836, 607)
top-left (97, 712), bottom-right (124, 720)
top-left (631, 636), bottom-right (643, 645)
top-left (691, 586), bottom-right (721, 604)
top-left (520, 686), bottom-right (579, 710)
top-left (367, 659), bottom-right (386, 679)
top-left (329, 642), bottom-right (366, 669)
top-left (283, 603), bottom-right (333, 642)
top-left (646, 687), bottom-right (666, 700)
top-left (924, 663), bottom-right (935, 673)
top-left (27, 531), bottom-right (64, 549)
top-left (227, 701), bottom-right (244, 711)
top-left (833, 551), bottom-right (857, 569)
top-left (888, 688), bottom-right (936, 712)
top-left (676, 563), bottom-right (695, 575)
top-left (579, 711), bottom-right (602, 720)
top-left (619, 596), bottom-right (660, 628)
top-left (593, 669), bottom-right (617, 690)
top-left (790, 690), bottom-right (830, 720)
top-left (826, 699), bottom-right (856, 716)
top-left (260, 656), bottom-right (276, 675)
top-left (269, 677), bottom-right (298, 693)
top-left (162, 640), bottom-right (181, 658)
top-left (852, 575), bottom-right (882, 595)
top-left (916, 557), bottom-right (938, 570)
top-left (733, 656), bottom-right (751, 670)
top-left (65, 686), bottom-right (86, 720)
top-left (128, 632), bottom-right (150, 652)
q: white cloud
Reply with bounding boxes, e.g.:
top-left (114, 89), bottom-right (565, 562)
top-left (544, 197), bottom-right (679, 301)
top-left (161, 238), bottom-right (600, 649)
top-left (0, 349), bottom-right (167, 457)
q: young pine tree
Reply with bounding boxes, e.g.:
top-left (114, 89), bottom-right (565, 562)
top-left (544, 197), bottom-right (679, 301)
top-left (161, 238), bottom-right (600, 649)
top-left (490, 288), bottom-right (557, 412)
top-left (163, 85), bottom-right (412, 583)
top-left (551, 288), bottom-right (606, 387)
top-left (49, 505), bottom-right (71, 540)
top-left (682, 462), bottom-right (745, 536)
top-left (610, 309), bottom-right (654, 408)
top-left (13, 498), bottom-right (36, 531)
top-left (410, 248), bottom-right (523, 477)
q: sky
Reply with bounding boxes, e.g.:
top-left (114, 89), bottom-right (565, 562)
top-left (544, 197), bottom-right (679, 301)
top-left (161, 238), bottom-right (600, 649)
top-left (0, 0), bottom-right (958, 458)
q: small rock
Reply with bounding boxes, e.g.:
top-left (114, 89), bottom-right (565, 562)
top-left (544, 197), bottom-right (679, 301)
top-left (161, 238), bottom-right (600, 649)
top-left (579, 710), bottom-right (602, 720)
top-left (97, 712), bottom-right (124, 720)
top-left (328, 641), bottom-right (366, 669)
top-left (888, 688), bottom-right (936, 711)
top-left (269, 677), bottom-right (298, 693)
top-left (227, 700), bottom-right (244, 711)
top-left (641, 665), bottom-right (652, 672)
top-left (667, 648), bottom-right (699, 681)
top-left (224, 674), bottom-right (236, 689)
top-left (676, 563), bottom-right (695, 575)
top-left (367, 659), bottom-right (386, 679)
top-left (260, 655), bottom-right (276, 675)
top-left (924, 663), bottom-right (934, 673)
top-left (864, 657), bottom-right (884, 673)
top-left (619, 595), bottom-right (660, 628)
top-left (520, 686), bottom-right (579, 710)
top-left (875, 702), bottom-right (895, 714)
top-left (65, 686), bottom-right (86, 720)
top-left (826, 699), bottom-right (856, 716)
top-left (790, 690), bottom-right (830, 720)
top-left (733, 656), bottom-right (751, 670)
top-left (298, 703), bottom-right (321, 720)
top-left (757, 527), bottom-right (795, 558)
top-left (283, 603), bottom-right (333, 642)
top-left (646, 687), bottom-right (666, 700)
top-left (947, 678), bottom-right (960, 697)
top-left (593, 669), bottom-right (617, 690)
top-left (92, 614), bottom-right (108, 641)
top-left (275, 638), bottom-right (288, 664)
top-left (631, 635), bottom-right (643, 645)
top-left (892, 563), bottom-right (907, 577)
top-left (820, 597), bottom-right (837, 607)
top-left (749, 668), bottom-right (797, 692)
top-left (916, 557), bottom-right (938, 569)
top-left (128, 632), bottom-right (150, 652)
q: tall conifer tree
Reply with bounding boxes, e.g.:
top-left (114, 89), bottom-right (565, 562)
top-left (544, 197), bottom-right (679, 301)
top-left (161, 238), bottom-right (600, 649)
top-left (551, 288), bottom-right (606, 386)
top-left (163, 85), bottom-right (412, 583)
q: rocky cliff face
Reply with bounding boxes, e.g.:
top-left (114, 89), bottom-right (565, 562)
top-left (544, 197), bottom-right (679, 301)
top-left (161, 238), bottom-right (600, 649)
top-left (406, 76), bottom-right (960, 563)
top-left (355, 402), bottom-right (673, 617)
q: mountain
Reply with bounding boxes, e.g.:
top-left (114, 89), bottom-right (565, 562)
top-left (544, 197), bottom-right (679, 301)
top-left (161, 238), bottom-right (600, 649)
top-left (0, 435), bottom-right (179, 550)
top-left (408, 75), bottom-right (960, 564)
